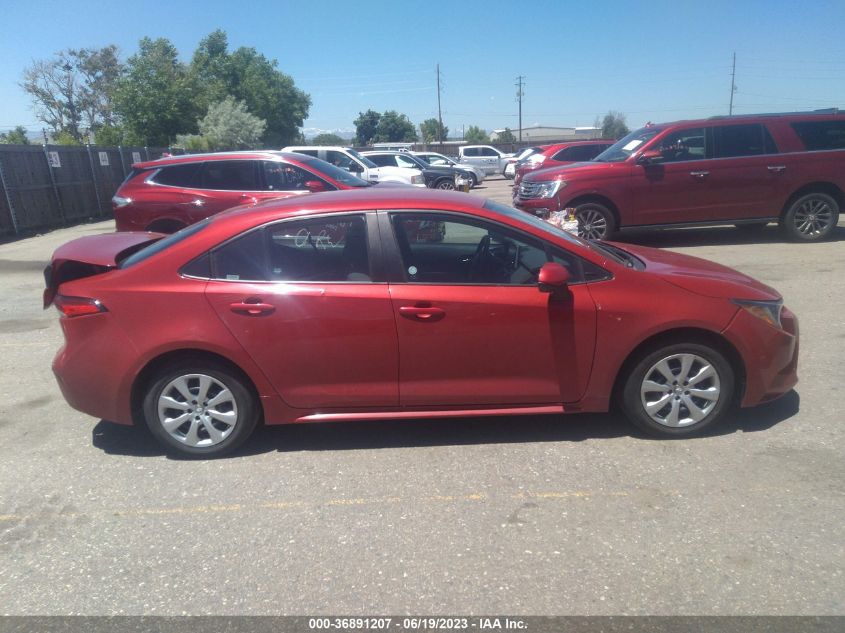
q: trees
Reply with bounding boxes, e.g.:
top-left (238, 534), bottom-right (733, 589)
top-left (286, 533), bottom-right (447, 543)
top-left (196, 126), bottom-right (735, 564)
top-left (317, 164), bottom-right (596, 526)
top-left (420, 118), bottom-right (448, 143)
top-left (21, 47), bottom-right (123, 143)
top-left (354, 110), bottom-right (381, 146)
top-left (200, 97), bottom-right (266, 149)
top-left (113, 37), bottom-right (199, 146)
top-left (496, 128), bottom-right (516, 143)
top-left (374, 111), bottom-right (417, 142)
top-left (601, 111), bottom-right (629, 140)
top-left (312, 133), bottom-right (346, 146)
top-left (0, 126), bottom-right (30, 144)
top-left (464, 125), bottom-right (489, 143)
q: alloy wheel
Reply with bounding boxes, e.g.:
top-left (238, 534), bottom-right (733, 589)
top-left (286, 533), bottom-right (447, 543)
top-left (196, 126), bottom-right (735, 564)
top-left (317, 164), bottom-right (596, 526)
top-left (792, 198), bottom-right (834, 238)
top-left (577, 208), bottom-right (609, 240)
top-left (157, 373), bottom-right (239, 447)
top-left (639, 353), bottom-right (721, 427)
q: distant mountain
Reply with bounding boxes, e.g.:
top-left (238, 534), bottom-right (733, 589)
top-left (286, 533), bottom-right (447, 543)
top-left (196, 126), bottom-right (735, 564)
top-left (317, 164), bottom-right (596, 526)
top-left (302, 127), bottom-right (355, 141)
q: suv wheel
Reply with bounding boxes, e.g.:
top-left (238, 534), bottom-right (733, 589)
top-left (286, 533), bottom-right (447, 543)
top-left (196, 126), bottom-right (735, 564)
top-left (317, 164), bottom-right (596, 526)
top-left (575, 203), bottom-right (616, 240)
top-left (621, 343), bottom-right (734, 438)
top-left (782, 192), bottom-right (840, 241)
top-left (435, 178), bottom-right (456, 190)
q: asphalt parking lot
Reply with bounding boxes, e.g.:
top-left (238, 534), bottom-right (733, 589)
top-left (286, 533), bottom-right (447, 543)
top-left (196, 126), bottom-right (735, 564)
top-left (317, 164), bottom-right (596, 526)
top-left (1, 176), bottom-right (843, 615)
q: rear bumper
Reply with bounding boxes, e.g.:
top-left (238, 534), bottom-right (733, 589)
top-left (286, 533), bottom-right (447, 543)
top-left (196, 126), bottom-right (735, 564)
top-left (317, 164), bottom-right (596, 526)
top-left (723, 306), bottom-right (799, 407)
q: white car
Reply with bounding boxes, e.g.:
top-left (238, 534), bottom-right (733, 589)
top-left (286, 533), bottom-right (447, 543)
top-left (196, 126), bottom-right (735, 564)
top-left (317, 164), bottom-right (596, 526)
top-left (413, 152), bottom-right (485, 187)
top-left (281, 146), bottom-right (425, 187)
top-left (503, 147), bottom-right (544, 179)
top-left (457, 145), bottom-right (514, 176)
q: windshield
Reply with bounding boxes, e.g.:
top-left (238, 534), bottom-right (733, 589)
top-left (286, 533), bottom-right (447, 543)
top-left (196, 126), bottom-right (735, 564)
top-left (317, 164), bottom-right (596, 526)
top-left (298, 155), bottom-right (370, 187)
top-left (348, 148), bottom-right (378, 169)
top-left (593, 127), bottom-right (664, 163)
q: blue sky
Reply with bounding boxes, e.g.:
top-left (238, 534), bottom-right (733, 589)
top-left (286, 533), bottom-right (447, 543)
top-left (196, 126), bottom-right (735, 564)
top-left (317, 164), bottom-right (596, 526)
top-left (1, 0), bottom-right (843, 138)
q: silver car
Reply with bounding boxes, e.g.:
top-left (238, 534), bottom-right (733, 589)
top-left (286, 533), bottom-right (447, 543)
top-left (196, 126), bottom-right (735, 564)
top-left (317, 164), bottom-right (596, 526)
top-left (414, 152), bottom-right (486, 187)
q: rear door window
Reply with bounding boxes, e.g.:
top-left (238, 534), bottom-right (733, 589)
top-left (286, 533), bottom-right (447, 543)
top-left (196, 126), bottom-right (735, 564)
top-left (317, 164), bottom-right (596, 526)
top-left (480, 147), bottom-right (499, 157)
top-left (790, 120), bottom-right (845, 151)
top-left (151, 163), bottom-right (203, 187)
top-left (201, 161), bottom-right (260, 191)
top-left (712, 123), bottom-right (777, 158)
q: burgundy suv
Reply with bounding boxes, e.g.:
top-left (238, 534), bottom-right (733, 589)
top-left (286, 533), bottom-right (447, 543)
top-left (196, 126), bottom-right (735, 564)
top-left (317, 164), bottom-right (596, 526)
top-left (113, 151), bottom-right (372, 233)
top-left (514, 111), bottom-right (844, 241)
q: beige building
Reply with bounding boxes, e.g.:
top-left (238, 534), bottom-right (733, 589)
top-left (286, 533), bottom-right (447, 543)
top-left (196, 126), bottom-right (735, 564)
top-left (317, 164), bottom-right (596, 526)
top-left (490, 125), bottom-right (601, 142)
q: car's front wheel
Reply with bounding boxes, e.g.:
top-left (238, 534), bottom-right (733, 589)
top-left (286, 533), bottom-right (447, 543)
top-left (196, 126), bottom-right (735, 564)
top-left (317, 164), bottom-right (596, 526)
top-left (620, 343), bottom-right (734, 437)
top-left (575, 202), bottom-right (616, 240)
top-left (142, 360), bottom-right (259, 457)
top-left (435, 178), bottom-right (456, 190)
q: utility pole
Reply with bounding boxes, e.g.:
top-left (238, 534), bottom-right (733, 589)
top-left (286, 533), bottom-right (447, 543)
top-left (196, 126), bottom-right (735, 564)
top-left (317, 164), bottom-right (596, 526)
top-left (436, 64), bottom-right (444, 143)
top-left (515, 76), bottom-right (525, 142)
top-left (729, 52), bottom-right (736, 115)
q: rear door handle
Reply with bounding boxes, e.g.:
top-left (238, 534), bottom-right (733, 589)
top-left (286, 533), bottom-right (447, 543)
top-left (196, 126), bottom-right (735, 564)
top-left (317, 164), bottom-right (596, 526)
top-left (690, 171), bottom-right (709, 179)
top-left (767, 165), bottom-right (787, 173)
top-left (399, 305), bottom-right (446, 322)
top-left (230, 300), bottom-right (275, 316)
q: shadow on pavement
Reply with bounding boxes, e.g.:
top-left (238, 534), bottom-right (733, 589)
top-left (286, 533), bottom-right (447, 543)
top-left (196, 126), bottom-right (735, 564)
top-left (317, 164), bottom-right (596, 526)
top-left (91, 390), bottom-right (799, 459)
top-left (616, 225), bottom-right (845, 248)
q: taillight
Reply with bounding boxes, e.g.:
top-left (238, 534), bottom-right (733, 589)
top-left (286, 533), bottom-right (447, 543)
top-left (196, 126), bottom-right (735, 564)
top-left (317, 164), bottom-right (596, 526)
top-left (112, 195), bottom-right (132, 208)
top-left (54, 295), bottom-right (108, 318)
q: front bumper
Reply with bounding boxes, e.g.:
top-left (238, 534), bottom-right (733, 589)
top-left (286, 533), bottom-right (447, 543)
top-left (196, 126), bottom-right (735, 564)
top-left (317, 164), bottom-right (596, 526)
top-left (513, 196), bottom-right (560, 218)
top-left (723, 306), bottom-right (799, 407)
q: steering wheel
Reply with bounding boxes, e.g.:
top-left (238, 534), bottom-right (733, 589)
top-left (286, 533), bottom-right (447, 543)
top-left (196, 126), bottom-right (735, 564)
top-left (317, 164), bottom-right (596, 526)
top-left (469, 234), bottom-right (491, 282)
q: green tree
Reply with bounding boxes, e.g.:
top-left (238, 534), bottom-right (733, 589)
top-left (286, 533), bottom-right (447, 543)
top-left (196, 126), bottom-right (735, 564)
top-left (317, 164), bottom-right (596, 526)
top-left (197, 96), bottom-right (266, 149)
top-left (21, 46), bottom-right (122, 143)
top-left (53, 130), bottom-right (81, 145)
top-left (312, 132), bottom-right (346, 146)
top-left (174, 133), bottom-right (214, 152)
top-left (374, 110), bottom-right (417, 142)
top-left (93, 124), bottom-right (124, 146)
top-left (419, 118), bottom-right (448, 143)
top-left (0, 126), bottom-right (30, 144)
top-left (188, 30), bottom-right (231, 112)
top-left (601, 111), bottom-right (629, 139)
top-left (354, 109), bottom-right (381, 146)
top-left (113, 37), bottom-right (200, 146)
top-left (464, 125), bottom-right (489, 143)
top-left (496, 128), bottom-right (516, 143)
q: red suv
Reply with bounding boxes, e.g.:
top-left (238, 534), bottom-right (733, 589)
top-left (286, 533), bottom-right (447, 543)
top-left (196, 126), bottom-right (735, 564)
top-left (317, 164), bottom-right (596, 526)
top-left (113, 151), bottom-right (373, 233)
top-left (45, 189), bottom-right (797, 457)
top-left (514, 111), bottom-right (845, 241)
top-left (513, 140), bottom-right (614, 187)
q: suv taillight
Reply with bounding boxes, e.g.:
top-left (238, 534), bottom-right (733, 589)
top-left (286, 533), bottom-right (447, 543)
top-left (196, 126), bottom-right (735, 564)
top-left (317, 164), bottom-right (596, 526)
top-left (112, 195), bottom-right (132, 208)
top-left (54, 295), bottom-right (108, 318)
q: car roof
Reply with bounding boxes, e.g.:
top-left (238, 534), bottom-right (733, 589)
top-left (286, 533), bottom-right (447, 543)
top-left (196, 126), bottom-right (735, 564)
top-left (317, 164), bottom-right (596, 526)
top-left (134, 151), bottom-right (306, 169)
top-left (540, 140), bottom-right (615, 153)
top-left (219, 187), bottom-right (487, 225)
top-left (646, 110), bottom-right (844, 130)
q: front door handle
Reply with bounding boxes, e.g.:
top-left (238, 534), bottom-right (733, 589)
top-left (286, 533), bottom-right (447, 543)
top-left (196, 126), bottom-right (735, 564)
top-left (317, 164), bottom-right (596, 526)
top-left (230, 299), bottom-right (275, 316)
top-left (767, 165), bottom-right (787, 173)
top-left (690, 171), bottom-right (710, 179)
top-left (399, 305), bottom-right (446, 322)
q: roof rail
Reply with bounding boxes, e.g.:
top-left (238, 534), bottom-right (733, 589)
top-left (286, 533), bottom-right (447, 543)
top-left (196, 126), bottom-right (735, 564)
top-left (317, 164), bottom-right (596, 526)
top-left (708, 108), bottom-right (840, 120)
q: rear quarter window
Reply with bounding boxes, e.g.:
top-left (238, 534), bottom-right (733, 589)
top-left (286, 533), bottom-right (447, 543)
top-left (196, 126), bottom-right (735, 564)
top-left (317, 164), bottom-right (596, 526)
top-left (791, 120), bottom-right (845, 151)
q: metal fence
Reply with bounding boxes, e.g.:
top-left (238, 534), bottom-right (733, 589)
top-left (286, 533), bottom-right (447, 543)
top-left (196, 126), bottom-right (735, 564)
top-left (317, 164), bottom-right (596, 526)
top-left (0, 145), bottom-right (175, 237)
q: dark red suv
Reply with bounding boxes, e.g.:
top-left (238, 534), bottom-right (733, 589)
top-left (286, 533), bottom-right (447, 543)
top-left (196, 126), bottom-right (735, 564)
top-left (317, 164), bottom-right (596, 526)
top-left (513, 140), bottom-right (614, 187)
top-left (113, 151), bottom-right (373, 233)
top-left (514, 111), bottom-right (845, 241)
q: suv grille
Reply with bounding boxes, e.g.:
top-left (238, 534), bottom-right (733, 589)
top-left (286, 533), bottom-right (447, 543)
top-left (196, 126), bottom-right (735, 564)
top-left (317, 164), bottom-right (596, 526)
top-left (518, 181), bottom-right (545, 199)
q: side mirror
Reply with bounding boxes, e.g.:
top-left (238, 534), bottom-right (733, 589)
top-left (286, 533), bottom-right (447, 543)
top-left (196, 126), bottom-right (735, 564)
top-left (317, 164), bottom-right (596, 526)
top-left (538, 262), bottom-right (570, 293)
top-left (304, 180), bottom-right (328, 193)
top-left (636, 149), bottom-right (663, 165)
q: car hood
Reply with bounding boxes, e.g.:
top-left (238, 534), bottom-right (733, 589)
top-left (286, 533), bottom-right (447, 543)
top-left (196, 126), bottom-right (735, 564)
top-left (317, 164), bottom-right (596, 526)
top-left (525, 161), bottom-right (610, 182)
top-left (612, 242), bottom-right (781, 301)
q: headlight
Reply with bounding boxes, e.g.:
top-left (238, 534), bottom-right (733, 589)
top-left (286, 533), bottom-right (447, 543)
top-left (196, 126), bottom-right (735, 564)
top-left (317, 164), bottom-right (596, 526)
top-left (732, 299), bottom-right (783, 328)
top-left (535, 180), bottom-right (566, 198)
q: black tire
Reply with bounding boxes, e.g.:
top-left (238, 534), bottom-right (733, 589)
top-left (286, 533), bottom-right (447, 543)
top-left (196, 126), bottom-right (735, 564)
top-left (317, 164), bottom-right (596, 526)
top-left (620, 342), bottom-right (734, 438)
top-left (142, 359), bottom-right (259, 458)
top-left (781, 192), bottom-right (840, 241)
top-left (469, 173), bottom-right (478, 187)
top-left (435, 178), bottom-right (456, 190)
top-left (575, 202), bottom-right (617, 240)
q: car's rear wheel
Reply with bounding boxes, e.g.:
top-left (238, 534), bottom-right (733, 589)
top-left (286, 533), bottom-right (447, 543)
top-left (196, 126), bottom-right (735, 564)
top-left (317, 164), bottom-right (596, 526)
top-left (575, 202), bottom-right (616, 240)
top-left (469, 173), bottom-right (478, 187)
top-left (435, 178), bottom-right (456, 190)
top-left (620, 343), bottom-right (734, 438)
top-left (782, 192), bottom-right (839, 241)
top-left (142, 360), bottom-right (259, 458)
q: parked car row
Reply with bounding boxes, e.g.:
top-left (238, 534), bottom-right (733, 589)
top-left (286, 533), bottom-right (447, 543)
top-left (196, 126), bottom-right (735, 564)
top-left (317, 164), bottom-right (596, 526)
top-left (513, 110), bottom-right (844, 242)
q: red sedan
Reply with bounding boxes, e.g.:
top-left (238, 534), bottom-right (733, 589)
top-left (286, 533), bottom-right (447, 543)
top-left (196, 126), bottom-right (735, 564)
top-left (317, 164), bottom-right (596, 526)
top-left (45, 189), bottom-right (798, 457)
top-left (513, 140), bottom-right (614, 187)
